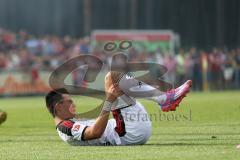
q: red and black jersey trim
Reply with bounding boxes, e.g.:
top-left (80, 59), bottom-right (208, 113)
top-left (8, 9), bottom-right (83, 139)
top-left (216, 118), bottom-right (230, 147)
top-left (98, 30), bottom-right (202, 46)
top-left (112, 109), bottom-right (126, 137)
top-left (56, 120), bottom-right (74, 136)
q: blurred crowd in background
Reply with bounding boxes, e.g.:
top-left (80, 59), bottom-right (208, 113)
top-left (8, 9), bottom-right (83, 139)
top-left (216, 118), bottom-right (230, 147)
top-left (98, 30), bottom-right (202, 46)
top-left (0, 28), bottom-right (240, 91)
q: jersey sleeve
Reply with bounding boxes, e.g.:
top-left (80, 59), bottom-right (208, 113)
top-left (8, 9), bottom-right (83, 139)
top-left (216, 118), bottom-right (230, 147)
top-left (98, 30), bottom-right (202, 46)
top-left (57, 120), bottom-right (88, 141)
top-left (71, 122), bottom-right (88, 141)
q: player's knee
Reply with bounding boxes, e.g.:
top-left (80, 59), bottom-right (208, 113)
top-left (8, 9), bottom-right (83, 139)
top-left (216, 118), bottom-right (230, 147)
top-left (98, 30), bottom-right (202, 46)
top-left (105, 72), bottom-right (112, 82)
top-left (105, 71), bottom-right (122, 84)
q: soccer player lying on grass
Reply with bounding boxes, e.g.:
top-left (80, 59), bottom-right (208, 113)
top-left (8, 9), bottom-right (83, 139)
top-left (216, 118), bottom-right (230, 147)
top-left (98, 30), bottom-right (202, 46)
top-left (45, 72), bottom-right (192, 146)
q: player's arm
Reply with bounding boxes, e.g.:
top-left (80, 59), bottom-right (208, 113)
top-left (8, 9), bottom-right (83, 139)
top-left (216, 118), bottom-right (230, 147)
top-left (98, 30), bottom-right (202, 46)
top-left (82, 72), bottom-right (123, 140)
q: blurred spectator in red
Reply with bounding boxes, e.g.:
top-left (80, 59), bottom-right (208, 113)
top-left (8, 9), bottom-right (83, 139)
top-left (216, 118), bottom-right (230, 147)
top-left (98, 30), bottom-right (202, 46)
top-left (0, 52), bottom-right (7, 70)
top-left (209, 48), bottom-right (225, 90)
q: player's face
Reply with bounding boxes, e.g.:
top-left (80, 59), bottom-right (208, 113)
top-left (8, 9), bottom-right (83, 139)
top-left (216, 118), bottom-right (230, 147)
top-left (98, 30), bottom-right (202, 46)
top-left (55, 94), bottom-right (76, 119)
top-left (62, 94), bottom-right (77, 113)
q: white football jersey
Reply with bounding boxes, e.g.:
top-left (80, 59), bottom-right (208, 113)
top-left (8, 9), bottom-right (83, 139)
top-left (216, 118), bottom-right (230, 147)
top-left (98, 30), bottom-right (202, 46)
top-left (56, 118), bottom-right (121, 146)
top-left (56, 98), bottom-right (152, 146)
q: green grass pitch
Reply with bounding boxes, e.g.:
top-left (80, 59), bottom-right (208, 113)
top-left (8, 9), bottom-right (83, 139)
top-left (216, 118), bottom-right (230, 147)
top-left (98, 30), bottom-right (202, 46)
top-left (0, 91), bottom-right (240, 160)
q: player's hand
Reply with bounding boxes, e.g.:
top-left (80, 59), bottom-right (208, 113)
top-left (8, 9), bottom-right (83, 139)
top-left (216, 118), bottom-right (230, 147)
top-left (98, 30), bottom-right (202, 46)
top-left (105, 84), bottom-right (123, 103)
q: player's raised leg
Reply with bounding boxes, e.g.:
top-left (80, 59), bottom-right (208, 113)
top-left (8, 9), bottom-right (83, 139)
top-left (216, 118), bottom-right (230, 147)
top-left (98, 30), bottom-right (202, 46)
top-left (117, 73), bottom-right (192, 112)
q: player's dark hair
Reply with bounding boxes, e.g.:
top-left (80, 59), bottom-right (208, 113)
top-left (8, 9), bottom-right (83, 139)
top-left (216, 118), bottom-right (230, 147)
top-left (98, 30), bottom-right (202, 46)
top-left (45, 88), bottom-right (68, 117)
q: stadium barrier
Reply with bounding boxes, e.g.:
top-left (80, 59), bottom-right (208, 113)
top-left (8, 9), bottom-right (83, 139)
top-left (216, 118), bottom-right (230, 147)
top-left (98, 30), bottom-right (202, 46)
top-left (0, 70), bottom-right (51, 96)
top-left (0, 69), bottom-right (107, 96)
